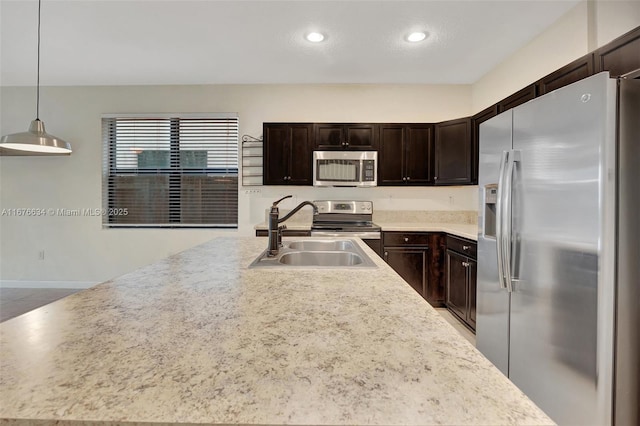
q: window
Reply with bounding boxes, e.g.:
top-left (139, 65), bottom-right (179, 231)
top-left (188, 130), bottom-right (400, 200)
top-left (102, 114), bottom-right (238, 228)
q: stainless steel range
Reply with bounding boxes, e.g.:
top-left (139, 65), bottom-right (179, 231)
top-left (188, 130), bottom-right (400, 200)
top-left (310, 200), bottom-right (381, 239)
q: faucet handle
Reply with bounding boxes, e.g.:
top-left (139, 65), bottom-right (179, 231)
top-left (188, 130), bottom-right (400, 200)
top-left (272, 195), bottom-right (293, 206)
top-left (277, 224), bottom-right (286, 247)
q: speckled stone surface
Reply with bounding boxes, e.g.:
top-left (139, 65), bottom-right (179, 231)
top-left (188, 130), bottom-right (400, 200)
top-left (374, 222), bottom-right (478, 240)
top-left (255, 221), bottom-right (478, 241)
top-left (0, 237), bottom-right (552, 425)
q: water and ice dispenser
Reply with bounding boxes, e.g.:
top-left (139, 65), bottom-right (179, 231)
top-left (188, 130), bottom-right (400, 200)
top-left (484, 184), bottom-right (497, 238)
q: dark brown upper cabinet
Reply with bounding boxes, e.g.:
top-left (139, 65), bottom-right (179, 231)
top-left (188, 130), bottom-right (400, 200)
top-left (434, 118), bottom-right (472, 185)
top-left (263, 123), bottom-right (313, 185)
top-left (497, 84), bottom-right (537, 112)
top-left (378, 124), bottom-right (433, 185)
top-left (537, 53), bottom-right (595, 95)
top-left (471, 105), bottom-right (498, 185)
top-left (314, 123), bottom-right (377, 150)
top-left (595, 26), bottom-right (640, 78)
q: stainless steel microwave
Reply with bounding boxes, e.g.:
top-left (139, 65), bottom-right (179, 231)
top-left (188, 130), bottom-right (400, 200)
top-left (313, 151), bottom-right (377, 187)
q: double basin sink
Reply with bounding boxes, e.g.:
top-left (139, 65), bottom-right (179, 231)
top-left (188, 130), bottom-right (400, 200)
top-left (249, 239), bottom-right (377, 268)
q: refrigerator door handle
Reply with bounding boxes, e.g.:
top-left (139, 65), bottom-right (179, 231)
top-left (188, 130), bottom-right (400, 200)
top-left (502, 149), bottom-right (521, 293)
top-left (495, 150), bottom-right (509, 290)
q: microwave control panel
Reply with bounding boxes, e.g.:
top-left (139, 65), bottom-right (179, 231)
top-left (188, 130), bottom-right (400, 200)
top-left (362, 160), bottom-right (376, 181)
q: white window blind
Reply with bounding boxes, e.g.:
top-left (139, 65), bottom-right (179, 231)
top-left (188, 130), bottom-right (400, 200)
top-left (102, 114), bottom-right (238, 228)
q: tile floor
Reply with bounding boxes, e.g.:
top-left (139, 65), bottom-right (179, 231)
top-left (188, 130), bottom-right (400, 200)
top-left (1, 289), bottom-right (476, 348)
top-left (0, 288), bottom-right (80, 322)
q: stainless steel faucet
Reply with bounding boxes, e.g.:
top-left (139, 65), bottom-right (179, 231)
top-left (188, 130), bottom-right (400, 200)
top-left (267, 195), bottom-right (318, 257)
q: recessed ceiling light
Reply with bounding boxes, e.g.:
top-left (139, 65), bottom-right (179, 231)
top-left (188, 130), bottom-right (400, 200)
top-left (305, 32), bottom-right (325, 43)
top-left (406, 32), bottom-right (428, 43)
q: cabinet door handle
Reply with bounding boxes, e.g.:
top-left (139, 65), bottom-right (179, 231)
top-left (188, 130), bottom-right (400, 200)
top-left (406, 176), bottom-right (411, 181)
top-left (463, 245), bottom-right (470, 251)
top-left (402, 177), bottom-right (407, 181)
top-left (384, 251), bottom-right (388, 259)
top-left (345, 142), bottom-right (349, 147)
top-left (462, 261), bottom-right (470, 267)
top-left (434, 176), bottom-right (438, 180)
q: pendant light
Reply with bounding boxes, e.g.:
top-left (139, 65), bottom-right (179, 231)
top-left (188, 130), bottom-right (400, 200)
top-left (0, 0), bottom-right (72, 155)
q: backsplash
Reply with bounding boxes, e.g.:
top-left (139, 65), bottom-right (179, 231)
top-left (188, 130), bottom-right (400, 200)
top-left (247, 185), bottom-right (479, 231)
top-left (262, 209), bottom-right (314, 225)
top-left (374, 210), bottom-right (477, 224)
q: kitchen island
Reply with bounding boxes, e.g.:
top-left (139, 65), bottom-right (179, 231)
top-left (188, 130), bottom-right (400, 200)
top-left (0, 237), bottom-right (553, 425)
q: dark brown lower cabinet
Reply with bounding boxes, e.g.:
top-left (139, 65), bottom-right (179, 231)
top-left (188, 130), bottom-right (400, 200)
top-left (382, 232), bottom-right (445, 307)
top-left (384, 247), bottom-right (429, 297)
top-left (362, 238), bottom-right (382, 258)
top-left (468, 261), bottom-right (477, 329)
top-left (445, 235), bottom-right (477, 331)
top-left (446, 250), bottom-right (468, 319)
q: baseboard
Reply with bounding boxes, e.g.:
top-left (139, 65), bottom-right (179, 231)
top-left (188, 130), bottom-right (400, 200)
top-left (0, 280), bottom-right (98, 289)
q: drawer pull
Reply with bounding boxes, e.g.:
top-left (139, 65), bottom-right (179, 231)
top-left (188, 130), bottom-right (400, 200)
top-left (463, 245), bottom-right (470, 250)
top-left (404, 237), bottom-right (409, 242)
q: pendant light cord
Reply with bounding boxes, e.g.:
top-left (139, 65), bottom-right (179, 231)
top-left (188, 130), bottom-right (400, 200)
top-left (36, 0), bottom-right (41, 120)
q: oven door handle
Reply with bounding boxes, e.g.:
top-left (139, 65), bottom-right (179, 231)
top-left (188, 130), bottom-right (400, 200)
top-left (310, 231), bottom-right (381, 240)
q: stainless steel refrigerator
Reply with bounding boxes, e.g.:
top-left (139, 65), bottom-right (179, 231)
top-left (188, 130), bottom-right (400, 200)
top-left (476, 71), bottom-right (639, 426)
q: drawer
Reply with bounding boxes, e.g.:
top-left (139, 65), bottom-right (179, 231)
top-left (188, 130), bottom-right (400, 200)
top-left (446, 235), bottom-right (477, 258)
top-left (383, 232), bottom-right (430, 246)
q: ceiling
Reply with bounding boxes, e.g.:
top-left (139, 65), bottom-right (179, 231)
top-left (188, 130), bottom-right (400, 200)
top-left (0, 0), bottom-right (581, 86)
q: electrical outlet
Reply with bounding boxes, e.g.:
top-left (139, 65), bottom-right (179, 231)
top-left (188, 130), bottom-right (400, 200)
top-left (244, 189), bottom-right (262, 195)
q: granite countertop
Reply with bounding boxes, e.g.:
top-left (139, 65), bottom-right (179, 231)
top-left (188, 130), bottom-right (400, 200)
top-left (374, 221), bottom-right (478, 240)
top-left (255, 222), bottom-right (478, 241)
top-left (254, 210), bottom-right (479, 241)
top-left (0, 237), bottom-right (552, 425)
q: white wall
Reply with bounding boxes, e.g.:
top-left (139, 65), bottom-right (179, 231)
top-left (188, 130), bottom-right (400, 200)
top-left (0, 84), bottom-right (473, 285)
top-left (595, 0), bottom-right (640, 47)
top-left (472, 2), bottom-right (590, 112)
top-left (472, 0), bottom-right (640, 113)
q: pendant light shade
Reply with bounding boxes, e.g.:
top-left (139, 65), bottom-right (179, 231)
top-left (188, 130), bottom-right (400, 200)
top-left (1, 119), bottom-right (71, 154)
top-left (0, 0), bottom-right (72, 156)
